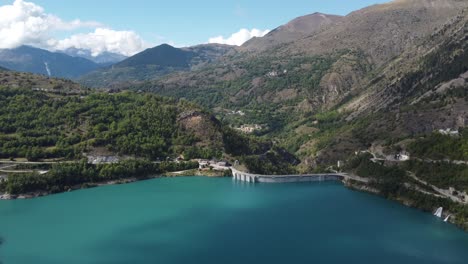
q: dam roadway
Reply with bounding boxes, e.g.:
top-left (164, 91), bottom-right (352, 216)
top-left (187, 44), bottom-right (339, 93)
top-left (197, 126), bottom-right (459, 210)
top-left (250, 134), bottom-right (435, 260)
top-left (231, 167), bottom-right (369, 184)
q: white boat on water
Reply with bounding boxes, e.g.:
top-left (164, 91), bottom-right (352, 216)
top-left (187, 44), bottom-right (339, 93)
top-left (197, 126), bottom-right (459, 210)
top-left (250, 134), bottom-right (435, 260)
top-left (434, 207), bottom-right (443, 218)
top-left (444, 215), bottom-right (451, 222)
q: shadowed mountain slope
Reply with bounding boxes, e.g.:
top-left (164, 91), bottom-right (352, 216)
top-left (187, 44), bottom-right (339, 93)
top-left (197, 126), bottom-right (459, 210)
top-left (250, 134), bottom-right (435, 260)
top-left (0, 46), bottom-right (100, 79)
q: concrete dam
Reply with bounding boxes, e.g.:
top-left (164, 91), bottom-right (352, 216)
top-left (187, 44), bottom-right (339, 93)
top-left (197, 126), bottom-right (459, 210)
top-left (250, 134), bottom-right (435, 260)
top-left (231, 168), bottom-right (368, 184)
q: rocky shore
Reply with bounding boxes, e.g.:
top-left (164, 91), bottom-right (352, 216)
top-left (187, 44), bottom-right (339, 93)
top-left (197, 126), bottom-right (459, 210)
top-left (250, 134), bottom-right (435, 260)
top-left (344, 179), bottom-right (468, 231)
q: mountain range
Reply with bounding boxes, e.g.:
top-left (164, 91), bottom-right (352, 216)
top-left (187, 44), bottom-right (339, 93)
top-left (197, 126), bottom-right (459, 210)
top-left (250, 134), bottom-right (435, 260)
top-left (0, 46), bottom-right (101, 79)
top-left (79, 43), bottom-right (235, 87)
top-left (2, 1), bottom-right (466, 166)
top-left (115, 0), bottom-right (468, 165)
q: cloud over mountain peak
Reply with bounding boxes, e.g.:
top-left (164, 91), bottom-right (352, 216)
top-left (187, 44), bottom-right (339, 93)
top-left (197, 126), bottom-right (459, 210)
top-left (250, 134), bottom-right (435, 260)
top-left (0, 0), bottom-right (147, 56)
top-left (209, 28), bottom-right (270, 46)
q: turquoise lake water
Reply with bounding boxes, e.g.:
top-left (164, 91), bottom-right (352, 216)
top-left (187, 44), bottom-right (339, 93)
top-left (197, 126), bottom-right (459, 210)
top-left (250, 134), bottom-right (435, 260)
top-left (1, 177), bottom-right (468, 264)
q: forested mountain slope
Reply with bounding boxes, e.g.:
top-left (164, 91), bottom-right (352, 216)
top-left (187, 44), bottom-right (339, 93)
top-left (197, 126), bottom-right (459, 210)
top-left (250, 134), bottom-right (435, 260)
top-left (0, 72), bottom-right (289, 165)
top-left (0, 88), bottom-right (221, 161)
top-left (79, 44), bottom-right (235, 88)
top-left (129, 1), bottom-right (467, 164)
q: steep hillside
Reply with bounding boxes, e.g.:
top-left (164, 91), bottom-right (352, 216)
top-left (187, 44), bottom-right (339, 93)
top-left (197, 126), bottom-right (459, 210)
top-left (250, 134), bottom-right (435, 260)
top-left (185, 44), bottom-right (238, 69)
top-left (314, 9), bottom-right (468, 163)
top-left (0, 46), bottom-right (100, 79)
top-left (344, 8), bottom-right (468, 116)
top-left (282, 0), bottom-right (468, 65)
top-left (242, 13), bottom-right (342, 51)
top-left (80, 44), bottom-right (235, 87)
top-left (137, 0), bottom-right (466, 130)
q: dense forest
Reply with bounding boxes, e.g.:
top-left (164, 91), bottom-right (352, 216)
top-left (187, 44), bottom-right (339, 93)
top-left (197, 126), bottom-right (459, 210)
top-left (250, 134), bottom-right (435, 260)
top-left (408, 129), bottom-right (468, 161)
top-left (0, 88), bottom-right (225, 160)
top-left (403, 161), bottom-right (468, 192)
top-left (1, 160), bottom-right (198, 195)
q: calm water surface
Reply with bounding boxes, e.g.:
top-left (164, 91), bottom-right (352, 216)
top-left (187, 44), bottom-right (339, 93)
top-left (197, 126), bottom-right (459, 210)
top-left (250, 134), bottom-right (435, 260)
top-left (1, 177), bottom-right (468, 264)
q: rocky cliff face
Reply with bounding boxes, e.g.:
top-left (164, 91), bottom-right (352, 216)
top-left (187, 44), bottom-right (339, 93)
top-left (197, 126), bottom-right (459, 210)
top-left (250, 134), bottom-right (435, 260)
top-left (177, 110), bottom-right (223, 149)
top-left (344, 8), bottom-right (468, 116)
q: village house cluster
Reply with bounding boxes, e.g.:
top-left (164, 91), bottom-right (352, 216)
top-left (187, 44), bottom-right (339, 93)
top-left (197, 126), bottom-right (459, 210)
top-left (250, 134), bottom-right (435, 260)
top-left (236, 124), bottom-right (263, 134)
top-left (198, 159), bottom-right (232, 171)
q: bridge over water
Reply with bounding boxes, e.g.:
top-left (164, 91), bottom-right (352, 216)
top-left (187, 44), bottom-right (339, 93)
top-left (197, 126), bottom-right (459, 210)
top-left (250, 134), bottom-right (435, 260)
top-left (231, 168), bottom-right (368, 184)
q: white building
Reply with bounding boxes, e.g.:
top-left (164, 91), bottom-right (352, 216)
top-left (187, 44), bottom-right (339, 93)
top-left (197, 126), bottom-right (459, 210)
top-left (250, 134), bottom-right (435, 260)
top-left (438, 128), bottom-right (459, 136)
top-left (395, 153), bottom-right (410, 161)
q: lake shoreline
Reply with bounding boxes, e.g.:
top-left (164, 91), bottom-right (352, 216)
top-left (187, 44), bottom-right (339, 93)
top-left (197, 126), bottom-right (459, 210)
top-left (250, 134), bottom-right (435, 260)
top-left (0, 169), bottom-right (227, 200)
top-left (2, 170), bottom-right (466, 232)
top-left (345, 180), bottom-right (468, 232)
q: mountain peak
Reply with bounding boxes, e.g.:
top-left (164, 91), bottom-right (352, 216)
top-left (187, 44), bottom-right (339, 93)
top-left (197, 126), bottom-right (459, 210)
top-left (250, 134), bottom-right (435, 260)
top-left (280, 12), bottom-right (342, 33)
top-left (242, 12), bottom-right (342, 51)
top-left (115, 44), bottom-right (191, 68)
top-left (311, 12), bottom-right (328, 16)
top-left (157, 43), bottom-right (175, 48)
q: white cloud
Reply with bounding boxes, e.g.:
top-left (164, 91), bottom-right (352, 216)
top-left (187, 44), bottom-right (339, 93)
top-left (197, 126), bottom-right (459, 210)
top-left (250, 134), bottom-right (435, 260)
top-left (52, 28), bottom-right (149, 57)
top-left (0, 0), bottom-right (100, 49)
top-left (0, 0), bottom-right (148, 56)
top-left (209, 28), bottom-right (270, 46)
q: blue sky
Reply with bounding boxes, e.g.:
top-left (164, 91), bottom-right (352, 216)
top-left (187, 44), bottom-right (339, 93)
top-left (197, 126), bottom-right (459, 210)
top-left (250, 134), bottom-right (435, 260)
top-left (0, 0), bottom-right (390, 56)
top-left (31, 0), bottom-right (389, 45)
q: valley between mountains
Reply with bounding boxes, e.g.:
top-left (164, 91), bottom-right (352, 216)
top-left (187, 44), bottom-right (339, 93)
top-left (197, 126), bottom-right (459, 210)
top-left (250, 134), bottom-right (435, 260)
top-left (0, 0), bottom-right (467, 230)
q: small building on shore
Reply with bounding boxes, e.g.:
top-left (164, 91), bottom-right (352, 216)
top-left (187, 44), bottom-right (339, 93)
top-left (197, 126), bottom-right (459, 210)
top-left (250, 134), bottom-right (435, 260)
top-left (197, 159), bottom-right (231, 171)
top-left (198, 160), bottom-right (210, 169)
